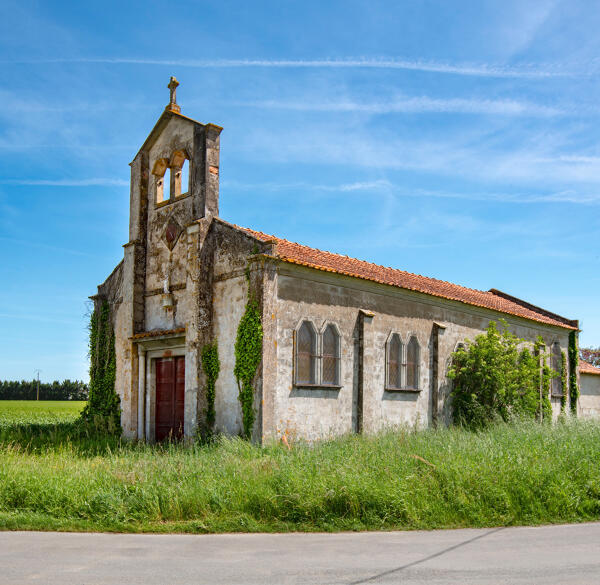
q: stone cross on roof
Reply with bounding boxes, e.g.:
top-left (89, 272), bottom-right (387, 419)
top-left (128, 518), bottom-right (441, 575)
top-left (165, 76), bottom-right (181, 113)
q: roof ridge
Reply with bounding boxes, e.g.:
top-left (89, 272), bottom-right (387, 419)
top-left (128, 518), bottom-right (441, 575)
top-left (231, 224), bottom-right (576, 330)
top-left (239, 225), bottom-right (492, 296)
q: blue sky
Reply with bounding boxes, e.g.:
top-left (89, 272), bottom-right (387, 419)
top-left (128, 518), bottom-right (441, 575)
top-left (1, 0), bottom-right (599, 382)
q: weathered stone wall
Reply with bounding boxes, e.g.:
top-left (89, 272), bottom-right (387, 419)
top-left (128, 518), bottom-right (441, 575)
top-left (257, 258), bottom-right (279, 443)
top-left (209, 221), bottom-right (273, 437)
top-left (145, 117), bottom-right (196, 331)
top-left (213, 275), bottom-right (246, 435)
top-left (94, 259), bottom-right (138, 437)
top-left (97, 110), bottom-right (226, 441)
top-left (271, 263), bottom-right (571, 441)
top-left (579, 373), bottom-right (600, 419)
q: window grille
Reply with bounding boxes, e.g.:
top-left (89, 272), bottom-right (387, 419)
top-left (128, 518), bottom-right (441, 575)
top-left (296, 321), bottom-right (317, 385)
top-left (387, 334), bottom-right (402, 389)
top-left (406, 336), bottom-right (420, 390)
top-left (321, 324), bottom-right (340, 386)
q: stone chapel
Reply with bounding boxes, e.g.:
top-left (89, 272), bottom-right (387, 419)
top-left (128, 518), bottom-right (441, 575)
top-left (94, 78), bottom-right (596, 443)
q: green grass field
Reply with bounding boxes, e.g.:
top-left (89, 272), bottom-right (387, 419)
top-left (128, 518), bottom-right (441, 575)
top-left (0, 401), bottom-right (86, 426)
top-left (0, 401), bottom-right (599, 534)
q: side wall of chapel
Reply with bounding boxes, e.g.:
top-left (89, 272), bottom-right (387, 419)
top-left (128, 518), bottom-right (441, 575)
top-left (579, 373), bottom-right (600, 419)
top-left (268, 263), bottom-right (572, 442)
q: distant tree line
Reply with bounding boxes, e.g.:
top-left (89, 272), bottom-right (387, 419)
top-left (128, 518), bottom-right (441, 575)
top-left (0, 380), bottom-right (88, 401)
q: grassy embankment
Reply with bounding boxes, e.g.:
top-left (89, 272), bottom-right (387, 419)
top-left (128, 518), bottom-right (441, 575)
top-left (0, 400), bottom-right (599, 533)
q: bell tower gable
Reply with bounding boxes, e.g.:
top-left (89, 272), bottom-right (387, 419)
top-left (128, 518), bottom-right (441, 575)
top-left (128, 78), bottom-right (222, 244)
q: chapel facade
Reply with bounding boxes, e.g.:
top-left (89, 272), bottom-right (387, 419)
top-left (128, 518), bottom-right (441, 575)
top-left (94, 79), bottom-right (589, 443)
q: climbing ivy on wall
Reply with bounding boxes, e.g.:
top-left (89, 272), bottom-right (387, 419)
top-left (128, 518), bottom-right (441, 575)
top-left (233, 271), bottom-right (263, 440)
top-left (81, 300), bottom-right (121, 434)
top-left (540, 364), bottom-right (553, 423)
top-left (201, 341), bottom-right (220, 435)
top-left (534, 337), bottom-right (553, 424)
top-left (560, 351), bottom-right (568, 413)
top-left (569, 331), bottom-right (580, 415)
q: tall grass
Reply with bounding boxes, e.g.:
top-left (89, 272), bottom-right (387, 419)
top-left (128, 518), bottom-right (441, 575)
top-left (1, 420), bottom-right (600, 533)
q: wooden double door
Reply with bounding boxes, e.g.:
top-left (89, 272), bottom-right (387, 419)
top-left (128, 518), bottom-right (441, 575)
top-left (155, 356), bottom-right (185, 441)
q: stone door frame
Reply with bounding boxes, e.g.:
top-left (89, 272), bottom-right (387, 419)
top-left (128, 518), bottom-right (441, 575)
top-left (134, 331), bottom-right (186, 442)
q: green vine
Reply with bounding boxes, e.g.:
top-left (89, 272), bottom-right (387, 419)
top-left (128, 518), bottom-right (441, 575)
top-left (534, 337), bottom-right (552, 423)
top-left (540, 365), bottom-right (553, 423)
top-left (569, 331), bottom-right (579, 415)
top-left (201, 341), bottom-right (220, 436)
top-left (233, 269), bottom-right (263, 440)
top-left (81, 300), bottom-right (121, 434)
top-left (560, 351), bottom-right (568, 413)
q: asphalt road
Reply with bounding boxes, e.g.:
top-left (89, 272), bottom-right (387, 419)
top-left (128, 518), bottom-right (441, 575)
top-left (1, 523), bottom-right (599, 584)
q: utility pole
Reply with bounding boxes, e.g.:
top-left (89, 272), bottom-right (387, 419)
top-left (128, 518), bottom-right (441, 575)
top-left (34, 369), bottom-right (42, 401)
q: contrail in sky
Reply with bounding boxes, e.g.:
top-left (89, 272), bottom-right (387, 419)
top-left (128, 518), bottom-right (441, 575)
top-left (6, 57), bottom-right (576, 78)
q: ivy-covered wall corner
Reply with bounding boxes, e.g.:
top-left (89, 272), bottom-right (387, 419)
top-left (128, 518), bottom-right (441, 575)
top-left (200, 340), bottom-right (220, 441)
top-left (534, 337), bottom-right (552, 423)
top-left (234, 263), bottom-right (264, 440)
top-left (81, 299), bottom-right (122, 435)
top-left (569, 330), bottom-right (580, 415)
top-left (560, 351), bottom-right (568, 413)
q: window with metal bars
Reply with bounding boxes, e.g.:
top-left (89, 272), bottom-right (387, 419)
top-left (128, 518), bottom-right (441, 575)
top-left (321, 324), bottom-right (340, 386)
top-left (295, 321), bottom-right (317, 385)
top-left (406, 336), bottom-right (420, 390)
top-left (386, 333), bottom-right (402, 389)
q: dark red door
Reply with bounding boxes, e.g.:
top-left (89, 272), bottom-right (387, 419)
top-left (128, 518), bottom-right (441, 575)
top-left (155, 356), bottom-right (185, 441)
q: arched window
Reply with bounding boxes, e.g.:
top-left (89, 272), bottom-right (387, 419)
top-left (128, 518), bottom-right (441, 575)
top-left (156, 175), bottom-right (165, 203)
top-left (152, 158), bottom-right (169, 204)
top-left (386, 333), bottom-right (402, 389)
top-left (551, 342), bottom-right (563, 397)
top-left (179, 158), bottom-right (189, 196)
top-left (406, 336), bottom-right (420, 390)
top-left (296, 321), bottom-right (317, 385)
top-left (170, 150), bottom-right (189, 199)
top-left (163, 168), bottom-right (172, 200)
top-left (321, 324), bottom-right (340, 386)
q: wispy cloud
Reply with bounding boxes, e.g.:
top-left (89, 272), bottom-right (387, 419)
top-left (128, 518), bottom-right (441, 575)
top-left (0, 178), bottom-right (128, 187)
top-left (224, 179), bottom-right (600, 205)
top-left (235, 122), bottom-right (600, 186)
top-left (6, 57), bottom-right (579, 78)
top-left (410, 188), bottom-right (600, 204)
top-left (223, 179), bottom-right (393, 192)
top-left (239, 96), bottom-right (563, 116)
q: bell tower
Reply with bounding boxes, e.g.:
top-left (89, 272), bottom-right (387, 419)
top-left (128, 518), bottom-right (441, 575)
top-left (127, 77), bottom-right (223, 244)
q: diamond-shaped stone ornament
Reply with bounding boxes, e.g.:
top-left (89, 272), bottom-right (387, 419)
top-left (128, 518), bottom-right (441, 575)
top-left (163, 218), bottom-right (182, 250)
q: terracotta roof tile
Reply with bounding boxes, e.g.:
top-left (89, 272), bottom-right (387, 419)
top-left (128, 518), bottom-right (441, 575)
top-left (237, 226), bottom-right (577, 331)
top-left (580, 360), bottom-right (600, 376)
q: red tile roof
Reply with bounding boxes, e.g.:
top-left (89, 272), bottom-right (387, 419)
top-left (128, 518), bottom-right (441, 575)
top-left (237, 226), bottom-right (577, 331)
top-left (580, 360), bottom-right (600, 376)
